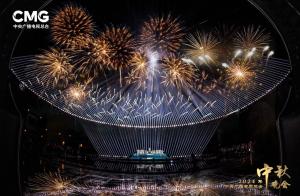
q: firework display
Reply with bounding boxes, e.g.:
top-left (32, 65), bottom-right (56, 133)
top-left (185, 32), bottom-right (220, 64)
top-left (51, 5), bottom-right (94, 48)
top-left (126, 51), bottom-right (153, 89)
top-left (233, 25), bottom-right (271, 51)
top-left (33, 48), bottom-right (74, 88)
top-left (10, 4), bottom-right (291, 128)
top-left (70, 37), bottom-right (112, 79)
top-left (27, 172), bottom-right (75, 195)
top-left (26, 172), bottom-right (259, 196)
top-left (225, 60), bottom-right (256, 90)
top-left (101, 26), bottom-right (135, 70)
top-left (139, 15), bottom-right (185, 54)
top-left (161, 56), bottom-right (196, 88)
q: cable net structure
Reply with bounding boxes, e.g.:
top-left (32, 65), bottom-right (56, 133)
top-left (11, 56), bottom-right (290, 128)
top-left (81, 121), bottom-right (219, 158)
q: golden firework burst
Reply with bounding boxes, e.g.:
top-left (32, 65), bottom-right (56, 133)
top-left (66, 84), bottom-right (87, 103)
top-left (126, 53), bottom-right (147, 87)
top-left (101, 25), bottom-right (135, 70)
top-left (161, 56), bottom-right (196, 89)
top-left (28, 172), bottom-right (74, 194)
top-left (34, 48), bottom-right (73, 88)
top-left (72, 37), bottom-right (112, 78)
top-left (185, 32), bottom-right (220, 64)
top-left (51, 5), bottom-right (94, 48)
top-left (101, 25), bottom-right (135, 86)
top-left (130, 52), bottom-right (148, 76)
top-left (225, 61), bottom-right (256, 89)
top-left (140, 14), bottom-right (185, 54)
top-left (233, 25), bottom-right (270, 51)
top-left (126, 51), bottom-right (156, 88)
top-left (87, 37), bottom-right (112, 65)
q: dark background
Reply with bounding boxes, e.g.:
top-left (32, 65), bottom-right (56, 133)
top-left (1, 0), bottom-right (300, 195)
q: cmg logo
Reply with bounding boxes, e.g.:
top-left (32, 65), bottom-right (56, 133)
top-left (12, 10), bottom-right (49, 23)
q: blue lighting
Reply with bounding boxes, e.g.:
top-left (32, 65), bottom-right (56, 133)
top-left (130, 149), bottom-right (169, 160)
